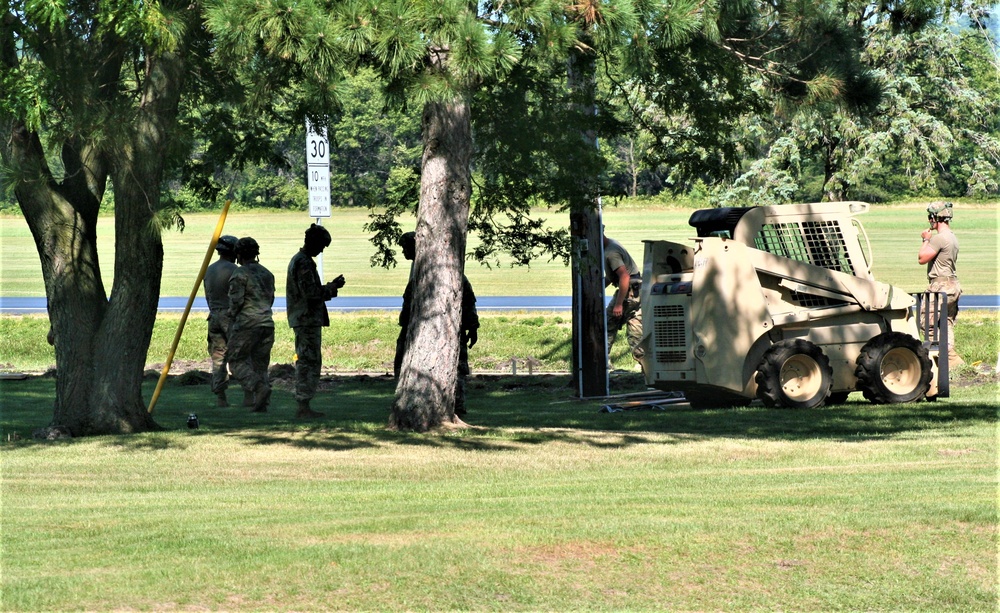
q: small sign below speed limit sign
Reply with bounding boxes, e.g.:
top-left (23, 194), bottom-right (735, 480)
top-left (306, 119), bottom-right (331, 218)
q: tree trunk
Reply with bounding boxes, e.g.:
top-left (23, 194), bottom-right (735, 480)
top-left (567, 43), bottom-right (609, 398)
top-left (627, 138), bottom-right (638, 198)
top-left (7, 126), bottom-right (110, 434)
top-left (1, 30), bottom-right (190, 436)
top-left (822, 136), bottom-right (846, 202)
top-left (389, 95), bottom-right (473, 431)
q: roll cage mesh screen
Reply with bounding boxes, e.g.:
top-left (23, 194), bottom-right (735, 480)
top-left (754, 221), bottom-right (856, 274)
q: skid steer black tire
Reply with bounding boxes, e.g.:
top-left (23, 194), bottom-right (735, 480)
top-left (755, 339), bottom-right (833, 409)
top-left (855, 332), bottom-right (932, 404)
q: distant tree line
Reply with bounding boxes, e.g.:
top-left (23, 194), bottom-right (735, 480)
top-left (3, 8), bottom-right (996, 216)
top-left (143, 9), bottom-right (998, 215)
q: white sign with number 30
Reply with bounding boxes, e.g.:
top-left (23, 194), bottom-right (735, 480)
top-left (306, 119), bottom-right (331, 218)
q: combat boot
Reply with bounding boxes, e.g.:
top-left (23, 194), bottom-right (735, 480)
top-left (295, 399), bottom-right (325, 419)
top-left (242, 389), bottom-right (255, 407)
top-left (251, 384), bottom-right (270, 413)
top-left (215, 391), bottom-right (229, 408)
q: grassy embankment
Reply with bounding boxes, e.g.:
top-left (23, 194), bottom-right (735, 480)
top-left (2, 203), bottom-right (997, 372)
top-left (2, 202), bottom-right (998, 297)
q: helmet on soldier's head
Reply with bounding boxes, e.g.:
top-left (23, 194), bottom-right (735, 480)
top-left (304, 223), bottom-right (331, 247)
top-left (216, 235), bottom-right (238, 254)
top-left (398, 231), bottom-right (416, 261)
top-left (235, 237), bottom-right (260, 259)
top-left (926, 201), bottom-right (953, 220)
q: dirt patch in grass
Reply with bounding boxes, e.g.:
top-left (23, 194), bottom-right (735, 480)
top-left (519, 540), bottom-right (631, 571)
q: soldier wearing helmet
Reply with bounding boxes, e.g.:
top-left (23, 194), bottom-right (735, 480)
top-left (202, 235), bottom-right (239, 406)
top-left (228, 236), bottom-right (276, 412)
top-left (286, 224), bottom-right (346, 419)
top-left (918, 201), bottom-right (963, 368)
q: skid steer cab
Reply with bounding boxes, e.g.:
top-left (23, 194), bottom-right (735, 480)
top-left (637, 202), bottom-right (945, 409)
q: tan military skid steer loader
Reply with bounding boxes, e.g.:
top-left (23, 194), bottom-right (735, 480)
top-left (638, 202), bottom-right (942, 409)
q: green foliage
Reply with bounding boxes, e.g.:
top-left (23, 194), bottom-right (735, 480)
top-left (362, 165), bottom-right (420, 268)
top-left (602, 0), bottom-right (886, 198)
top-left (7, 0), bottom-right (993, 221)
top-left (329, 69), bottom-right (422, 210)
top-left (470, 59), bottom-right (604, 267)
top-left (715, 4), bottom-right (1000, 205)
top-left (201, 0), bottom-right (587, 271)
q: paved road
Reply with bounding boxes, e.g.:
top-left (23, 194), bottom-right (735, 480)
top-left (2, 295), bottom-right (998, 314)
top-left (0, 295), bottom-right (576, 314)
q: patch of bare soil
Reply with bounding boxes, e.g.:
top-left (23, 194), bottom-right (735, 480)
top-left (950, 362), bottom-right (1000, 387)
top-left (12, 360), bottom-right (999, 393)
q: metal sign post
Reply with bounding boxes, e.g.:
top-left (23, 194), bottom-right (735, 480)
top-left (306, 119), bottom-right (332, 278)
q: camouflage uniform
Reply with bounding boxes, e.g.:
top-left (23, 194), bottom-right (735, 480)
top-left (203, 256), bottom-right (237, 396)
top-left (227, 260), bottom-right (275, 405)
top-left (393, 265), bottom-right (416, 380)
top-left (921, 203), bottom-right (962, 365)
top-left (604, 237), bottom-right (643, 362)
top-left (455, 277), bottom-right (479, 414)
top-left (286, 249), bottom-right (338, 402)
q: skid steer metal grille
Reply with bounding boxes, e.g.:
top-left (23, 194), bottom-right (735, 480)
top-left (654, 304), bottom-right (685, 318)
top-left (652, 303), bottom-right (688, 364)
top-left (790, 291), bottom-right (844, 309)
top-left (654, 319), bottom-right (686, 347)
top-left (755, 221), bottom-right (855, 274)
top-left (655, 350), bottom-right (688, 363)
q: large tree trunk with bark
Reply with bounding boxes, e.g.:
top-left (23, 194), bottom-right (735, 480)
top-left (7, 127), bottom-right (111, 434)
top-left (389, 95), bottom-right (473, 432)
top-left (567, 43), bottom-right (609, 398)
top-left (1, 18), bottom-right (191, 436)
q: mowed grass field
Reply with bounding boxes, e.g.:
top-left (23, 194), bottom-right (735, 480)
top-left (1, 202), bottom-right (997, 611)
top-left (2, 201), bottom-right (997, 374)
top-left (2, 201), bottom-right (998, 297)
top-left (1, 374), bottom-right (997, 611)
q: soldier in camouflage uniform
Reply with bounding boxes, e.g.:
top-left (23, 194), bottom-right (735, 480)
top-left (603, 229), bottom-right (643, 368)
top-left (227, 237), bottom-right (276, 412)
top-left (918, 201), bottom-right (964, 368)
top-left (394, 231), bottom-right (479, 416)
top-left (286, 224), bottom-right (345, 419)
top-left (202, 235), bottom-right (238, 407)
top-left (454, 274), bottom-right (479, 416)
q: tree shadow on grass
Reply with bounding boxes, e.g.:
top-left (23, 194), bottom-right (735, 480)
top-left (220, 373), bottom-right (996, 453)
top-left (2, 374), bottom-right (996, 453)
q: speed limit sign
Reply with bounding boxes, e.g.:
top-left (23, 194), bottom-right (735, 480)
top-left (306, 119), bottom-right (331, 218)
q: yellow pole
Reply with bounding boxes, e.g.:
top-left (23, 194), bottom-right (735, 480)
top-left (147, 200), bottom-right (232, 414)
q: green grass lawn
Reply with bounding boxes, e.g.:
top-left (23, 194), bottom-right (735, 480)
top-left (1, 374), bottom-right (996, 611)
top-left (2, 202), bottom-right (997, 611)
top-left (2, 309), bottom-right (997, 376)
top-left (2, 201), bottom-right (997, 297)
